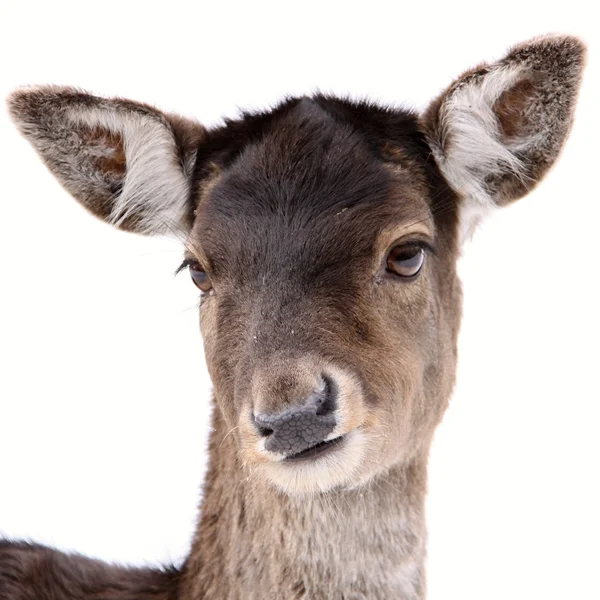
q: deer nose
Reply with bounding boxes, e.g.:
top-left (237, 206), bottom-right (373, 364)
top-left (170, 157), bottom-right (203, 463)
top-left (253, 376), bottom-right (338, 456)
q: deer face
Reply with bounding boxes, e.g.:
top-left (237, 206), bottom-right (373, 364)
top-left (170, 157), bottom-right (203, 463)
top-left (188, 101), bottom-right (461, 493)
top-left (9, 35), bottom-right (584, 494)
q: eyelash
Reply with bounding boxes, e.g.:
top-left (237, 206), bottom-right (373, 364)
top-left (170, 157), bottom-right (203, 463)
top-left (175, 258), bottom-right (202, 275)
top-left (398, 240), bottom-right (436, 256)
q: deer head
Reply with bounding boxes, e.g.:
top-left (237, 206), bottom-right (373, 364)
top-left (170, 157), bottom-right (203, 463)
top-left (8, 35), bottom-right (585, 495)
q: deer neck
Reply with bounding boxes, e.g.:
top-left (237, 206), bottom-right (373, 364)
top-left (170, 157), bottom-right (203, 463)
top-left (180, 406), bottom-right (429, 600)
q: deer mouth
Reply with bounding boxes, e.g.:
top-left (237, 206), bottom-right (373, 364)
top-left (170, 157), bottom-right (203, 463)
top-left (259, 429), bottom-right (367, 493)
top-left (283, 435), bottom-right (346, 462)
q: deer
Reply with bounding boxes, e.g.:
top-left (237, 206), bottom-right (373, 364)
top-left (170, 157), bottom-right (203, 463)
top-left (1, 34), bottom-right (585, 600)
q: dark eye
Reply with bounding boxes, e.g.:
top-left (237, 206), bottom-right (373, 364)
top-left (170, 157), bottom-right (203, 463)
top-left (386, 245), bottom-right (425, 278)
top-left (189, 263), bottom-right (213, 293)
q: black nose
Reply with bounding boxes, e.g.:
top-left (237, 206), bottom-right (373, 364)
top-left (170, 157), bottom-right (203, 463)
top-left (253, 376), bottom-right (338, 456)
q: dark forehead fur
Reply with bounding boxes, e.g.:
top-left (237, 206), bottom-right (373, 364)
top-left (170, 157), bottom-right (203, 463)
top-left (193, 95), bottom-right (432, 174)
top-left (191, 96), bottom-right (455, 279)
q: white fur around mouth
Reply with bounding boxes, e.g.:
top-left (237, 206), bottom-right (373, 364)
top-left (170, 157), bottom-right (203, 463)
top-left (260, 429), bottom-right (368, 494)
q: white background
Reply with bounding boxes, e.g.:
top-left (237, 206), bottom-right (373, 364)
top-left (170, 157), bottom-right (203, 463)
top-left (0, 2), bottom-right (598, 599)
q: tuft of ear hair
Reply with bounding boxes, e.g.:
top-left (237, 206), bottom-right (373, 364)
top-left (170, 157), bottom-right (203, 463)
top-left (421, 35), bottom-right (586, 241)
top-left (7, 86), bottom-right (205, 236)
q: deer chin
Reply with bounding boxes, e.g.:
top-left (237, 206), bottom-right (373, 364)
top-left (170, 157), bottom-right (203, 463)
top-left (253, 428), bottom-right (369, 495)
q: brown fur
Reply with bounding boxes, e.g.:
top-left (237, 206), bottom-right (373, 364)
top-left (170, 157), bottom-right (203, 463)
top-left (2, 35), bottom-right (585, 599)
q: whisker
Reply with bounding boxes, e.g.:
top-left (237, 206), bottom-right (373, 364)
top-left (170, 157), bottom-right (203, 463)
top-left (219, 426), bottom-right (239, 448)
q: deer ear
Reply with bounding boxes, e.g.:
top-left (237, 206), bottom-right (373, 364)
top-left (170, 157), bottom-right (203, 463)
top-left (421, 35), bottom-right (586, 240)
top-left (8, 86), bottom-right (206, 236)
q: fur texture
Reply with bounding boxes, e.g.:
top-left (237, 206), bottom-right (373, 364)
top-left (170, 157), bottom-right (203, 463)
top-left (0, 541), bottom-right (179, 600)
top-left (421, 35), bottom-right (586, 240)
top-left (2, 34), bottom-right (585, 600)
top-left (7, 86), bottom-right (205, 234)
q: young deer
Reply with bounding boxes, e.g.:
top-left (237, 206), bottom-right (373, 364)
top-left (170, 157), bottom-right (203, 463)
top-left (1, 35), bottom-right (585, 600)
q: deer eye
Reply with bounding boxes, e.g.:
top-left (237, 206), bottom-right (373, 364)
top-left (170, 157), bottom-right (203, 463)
top-left (188, 263), bottom-right (213, 293)
top-left (386, 244), bottom-right (425, 278)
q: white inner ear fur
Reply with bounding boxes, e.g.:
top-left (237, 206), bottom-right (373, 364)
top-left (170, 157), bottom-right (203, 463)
top-left (70, 107), bottom-right (192, 235)
top-left (428, 64), bottom-right (529, 242)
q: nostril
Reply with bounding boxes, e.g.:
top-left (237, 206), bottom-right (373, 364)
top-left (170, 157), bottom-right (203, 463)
top-left (314, 375), bottom-right (337, 417)
top-left (252, 413), bottom-right (274, 437)
top-left (257, 425), bottom-right (274, 437)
